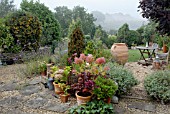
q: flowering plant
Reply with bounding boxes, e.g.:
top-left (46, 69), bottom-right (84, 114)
top-left (72, 53), bottom-right (109, 77)
top-left (70, 53), bottom-right (110, 94)
top-left (51, 65), bottom-right (71, 84)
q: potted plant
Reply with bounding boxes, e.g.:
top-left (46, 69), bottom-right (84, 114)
top-left (162, 35), bottom-right (169, 53)
top-left (70, 54), bottom-right (110, 105)
top-left (53, 66), bottom-right (71, 94)
top-left (59, 84), bottom-right (70, 103)
top-left (38, 61), bottom-right (47, 76)
top-left (73, 75), bottom-right (94, 105)
top-left (93, 76), bottom-right (118, 103)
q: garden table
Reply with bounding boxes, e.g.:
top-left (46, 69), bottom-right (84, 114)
top-left (136, 46), bottom-right (158, 65)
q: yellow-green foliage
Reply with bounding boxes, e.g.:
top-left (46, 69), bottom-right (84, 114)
top-left (6, 10), bottom-right (42, 52)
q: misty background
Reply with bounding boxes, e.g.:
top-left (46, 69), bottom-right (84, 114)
top-left (13, 0), bottom-right (147, 31)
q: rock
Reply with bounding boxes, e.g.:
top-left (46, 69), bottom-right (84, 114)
top-left (0, 82), bottom-right (18, 92)
top-left (37, 89), bottom-right (55, 99)
top-left (43, 103), bottom-right (69, 113)
top-left (128, 102), bottom-right (156, 112)
top-left (25, 97), bottom-right (47, 109)
top-left (0, 96), bottom-right (23, 108)
top-left (112, 96), bottom-right (119, 104)
top-left (5, 109), bottom-right (31, 114)
top-left (114, 106), bottom-right (126, 114)
top-left (29, 77), bottom-right (42, 85)
top-left (20, 85), bottom-right (41, 95)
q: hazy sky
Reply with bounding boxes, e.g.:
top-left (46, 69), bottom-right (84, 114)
top-left (14, 0), bottom-right (144, 19)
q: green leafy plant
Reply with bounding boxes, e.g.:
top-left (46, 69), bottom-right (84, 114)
top-left (106, 62), bottom-right (138, 96)
top-left (0, 23), bottom-right (15, 53)
top-left (144, 70), bottom-right (170, 103)
top-left (38, 61), bottom-right (47, 72)
top-left (68, 100), bottom-right (115, 114)
top-left (93, 76), bottom-right (118, 99)
top-left (62, 66), bottom-right (71, 82)
top-left (84, 40), bottom-right (96, 55)
top-left (58, 83), bottom-right (70, 95)
top-left (51, 66), bottom-right (71, 84)
top-left (50, 66), bottom-right (59, 79)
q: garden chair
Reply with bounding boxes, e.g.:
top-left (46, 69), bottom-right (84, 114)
top-left (156, 47), bottom-right (170, 65)
top-left (152, 43), bottom-right (159, 52)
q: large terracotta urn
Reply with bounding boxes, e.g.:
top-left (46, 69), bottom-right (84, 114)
top-left (111, 43), bottom-right (128, 65)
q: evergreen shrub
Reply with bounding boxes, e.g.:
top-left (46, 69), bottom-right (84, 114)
top-left (6, 10), bottom-right (42, 52)
top-left (144, 70), bottom-right (170, 103)
top-left (106, 62), bottom-right (138, 96)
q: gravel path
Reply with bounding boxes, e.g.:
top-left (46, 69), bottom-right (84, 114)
top-left (0, 63), bottom-right (170, 114)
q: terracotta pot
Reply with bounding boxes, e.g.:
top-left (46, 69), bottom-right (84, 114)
top-left (60, 93), bottom-right (70, 103)
top-left (106, 97), bottom-right (111, 104)
top-left (53, 82), bottom-right (64, 95)
top-left (75, 91), bottom-right (92, 105)
top-left (163, 44), bottom-right (168, 53)
top-left (41, 71), bottom-right (47, 76)
top-left (111, 43), bottom-right (128, 65)
top-left (103, 97), bottom-right (111, 104)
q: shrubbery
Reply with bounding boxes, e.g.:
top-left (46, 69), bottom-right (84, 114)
top-left (144, 70), bottom-right (170, 103)
top-left (106, 62), bottom-right (138, 96)
top-left (5, 10), bottom-right (42, 52)
top-left (0, 23), bottom-right (15, 53)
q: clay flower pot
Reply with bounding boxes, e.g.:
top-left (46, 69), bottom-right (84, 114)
top-left (41, 71), bottom-right (47, 76)
top-left (75, 91), bottom-right (92, 105)
top-left (163, 44), bottom-right (168, 53)
top-left (106, 97), bottom-right (111, 104)
top-left (53, 82), bottom-right (64, 95)
top-left (59, 93), bottom-right (70, 103)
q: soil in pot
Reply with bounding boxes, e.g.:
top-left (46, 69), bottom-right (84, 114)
top-left (76, 91), bottom-right (92, 105)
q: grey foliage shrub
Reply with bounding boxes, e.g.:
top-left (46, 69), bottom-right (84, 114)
top-left (105, 62), bottom-right (138, 96)
top-left (144, 70), bottom-right (170, 103)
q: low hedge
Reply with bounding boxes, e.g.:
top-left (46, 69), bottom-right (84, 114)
top-left (144, 70), bottom-right (170, 103)
top-left (105, 62), bottom-right (138, 96)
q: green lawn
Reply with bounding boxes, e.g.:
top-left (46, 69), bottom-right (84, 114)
top-left (128, 49), bottom-right (151, 62)
top-left (128, 49), bottom-right (141, 62)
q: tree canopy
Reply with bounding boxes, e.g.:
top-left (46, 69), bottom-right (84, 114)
top-left (0, 0), bottom-right (16, 18)
top-left (54, 6), bottom-right (96, 38)
top-left (138, 0), bottom-right (170, 36)
top-left (20, 0), bottom-right (61, 46)
top-left (54, 6), bottom-right (72, 37)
